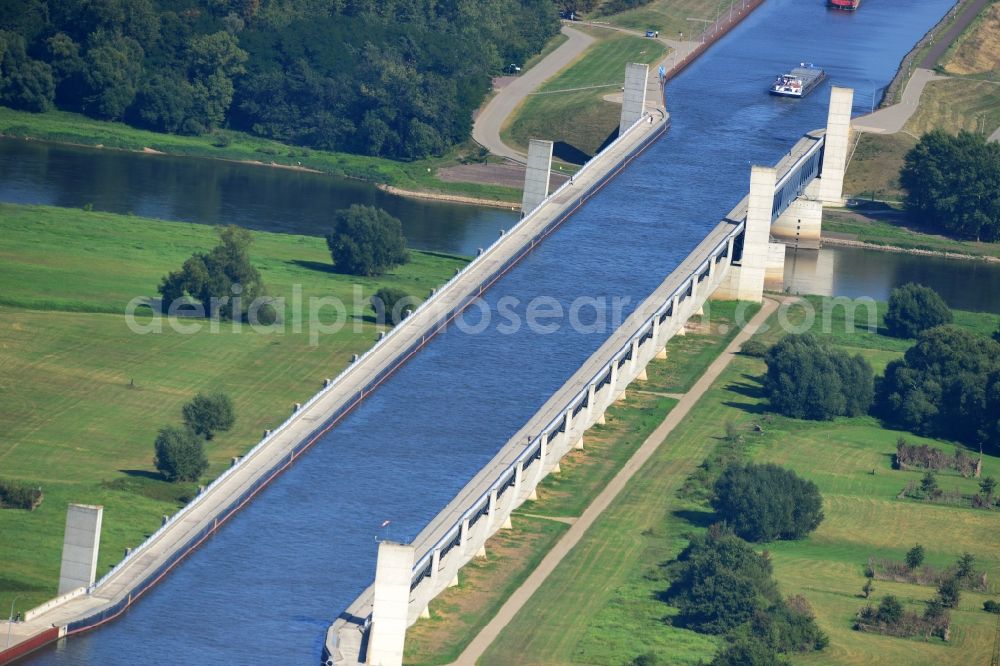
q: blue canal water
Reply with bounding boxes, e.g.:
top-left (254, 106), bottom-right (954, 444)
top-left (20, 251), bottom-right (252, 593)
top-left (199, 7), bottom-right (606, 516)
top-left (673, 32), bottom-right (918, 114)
top-left (24, 0), bottom-right (959, 663)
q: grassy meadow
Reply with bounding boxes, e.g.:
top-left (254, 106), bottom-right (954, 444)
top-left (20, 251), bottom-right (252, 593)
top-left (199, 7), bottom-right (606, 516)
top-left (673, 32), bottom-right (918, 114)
top-left (476, 298), bottom-right (1000, 666)
top-left (0, 203), bottom-right (466, 612)
top-left (598, 0), bottom-right (735, 38)
top-left (403, 301), bottom-right (756, 664)
top-left (502, 34), bottom-right (666, 162)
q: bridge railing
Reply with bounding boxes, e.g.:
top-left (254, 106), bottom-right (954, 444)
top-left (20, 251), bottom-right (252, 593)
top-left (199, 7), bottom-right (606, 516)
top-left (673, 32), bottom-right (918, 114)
top-left (408, 216), bottom-right (745, 589)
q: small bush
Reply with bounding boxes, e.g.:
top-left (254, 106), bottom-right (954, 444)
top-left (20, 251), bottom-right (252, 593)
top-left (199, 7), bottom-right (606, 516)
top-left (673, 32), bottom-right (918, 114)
top-left (739, 339), bottom-right (768, 358)
top-left (0, 478), bottom-right (43, 510)
top-left (371, 287), bottom-right (417, 326)
top-left (983, 600), bottom-right (1000, 614)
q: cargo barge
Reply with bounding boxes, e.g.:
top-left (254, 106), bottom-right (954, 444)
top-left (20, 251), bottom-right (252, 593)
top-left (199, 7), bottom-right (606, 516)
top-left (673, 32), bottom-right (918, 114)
top-left (769, 64), bottom-right (826, 98)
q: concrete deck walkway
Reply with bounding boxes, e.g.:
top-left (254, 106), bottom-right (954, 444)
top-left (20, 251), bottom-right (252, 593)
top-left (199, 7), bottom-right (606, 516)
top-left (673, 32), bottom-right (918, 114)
top-left (447, 297), bottom-right (779, 665)
top-left (472, 26), bottom-right (595, 162)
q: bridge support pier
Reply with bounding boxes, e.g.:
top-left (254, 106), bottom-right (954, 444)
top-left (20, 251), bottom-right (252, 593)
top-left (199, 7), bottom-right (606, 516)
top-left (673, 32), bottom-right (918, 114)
top-left (619, 63), bottom-right (649, 134)
top-left (58, 503), bottom-right (103, 595)
top-left (367, 541), bottom-right (414, 666)
top-left (521, 139), bottom-right (554, 216)
top-left (819, 87), bottom-right (854, 206)
top-left (712, 166), bottom-right (775, 302)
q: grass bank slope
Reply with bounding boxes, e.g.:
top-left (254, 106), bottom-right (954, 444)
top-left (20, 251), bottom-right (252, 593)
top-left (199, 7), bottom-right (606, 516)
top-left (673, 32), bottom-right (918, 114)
top-left (502, 34), bottom-right (666, 162)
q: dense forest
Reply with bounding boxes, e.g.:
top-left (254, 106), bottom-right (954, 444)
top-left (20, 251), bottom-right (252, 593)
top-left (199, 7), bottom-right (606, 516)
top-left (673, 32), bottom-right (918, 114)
top-left (0, 0), bottom-right (558, 159)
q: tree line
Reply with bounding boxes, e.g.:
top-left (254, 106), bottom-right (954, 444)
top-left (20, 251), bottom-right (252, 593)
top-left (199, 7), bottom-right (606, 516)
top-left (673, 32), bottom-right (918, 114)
top-left (758, 284), bottom-right (1000, 454)
top-left (0, 0), bottom-right (558, 159)
top-left (901, 130), bottom-right (1000, 242)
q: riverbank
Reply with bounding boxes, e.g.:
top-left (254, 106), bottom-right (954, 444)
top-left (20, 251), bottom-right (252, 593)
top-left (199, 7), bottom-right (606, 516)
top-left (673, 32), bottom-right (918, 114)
top-left (0, 203), bottom-right (466, 613)
top-left (822, 210), bottom-right (1000, 262)
top-left (0, 108), bottom-right (522, 208)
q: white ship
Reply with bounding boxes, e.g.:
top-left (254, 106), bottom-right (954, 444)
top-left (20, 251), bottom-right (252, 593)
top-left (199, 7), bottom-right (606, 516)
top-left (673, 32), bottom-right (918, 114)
top-left (769, 64), bottom-right (826, 98)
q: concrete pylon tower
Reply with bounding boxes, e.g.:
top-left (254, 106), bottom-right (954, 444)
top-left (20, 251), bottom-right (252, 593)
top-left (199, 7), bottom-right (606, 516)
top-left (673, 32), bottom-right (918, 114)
top-left (58, 503), bottom-right (103, 594)
top-left (367, 541), bottom-right (415, 666)
top-left (619, 63), bottom-right (649, 134)
top-left (818, 86), bottom-right (854, 205)
top-left (734, 165), bottom-right (777, 302)
top-left (520, 139), bottom-right (554, 215)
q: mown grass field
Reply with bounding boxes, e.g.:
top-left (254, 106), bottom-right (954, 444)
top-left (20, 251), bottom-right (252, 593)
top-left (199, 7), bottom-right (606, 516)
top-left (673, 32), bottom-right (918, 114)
top-left (480, 299), bottom-right (1000, 666)
top-left (502, 34), bottom-right (666, 162)
top-left (0, 107), bottom-right (522, 204)
top-left (599, 0), bottom-right (734, 38)
top-left (0, 203), bottom-right (466, 612)
top-left (403, 301), bottom-right (754, 664)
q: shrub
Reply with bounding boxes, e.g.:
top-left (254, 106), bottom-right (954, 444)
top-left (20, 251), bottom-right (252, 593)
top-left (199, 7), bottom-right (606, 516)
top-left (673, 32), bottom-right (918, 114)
top-left (884, 283), bottom-right (953, 339)
top-left (326, 205), bottom-right (409, 276)
top-left (711, 464), bottom-right (824, 542)
top-left (739, 339), bottom-right (768, 358)
top-left (182, 393), bottom-right (235, 440)
top-left (984, 600), bottom-right (1000, 614)
top-left (710, 639), bottom-right (788, 666)
top-left (370, 287), bottom-right (417, 326)
top-left (764, 334), bottom-right (873, 420)
top-left (154, 426), bottom-right (209, 482)
top-left (0, 478), bottom-right (43, 510)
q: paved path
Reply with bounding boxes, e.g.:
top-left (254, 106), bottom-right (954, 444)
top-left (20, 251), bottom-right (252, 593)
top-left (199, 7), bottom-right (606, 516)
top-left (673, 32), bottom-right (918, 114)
top-left (853, 0), bottom-right (992, 136)
top-left (851, 68), bottom-right (947, 134)
top-left (448, 297), bottom-right (779, 665)
top-left (918, 0), bottom-right (991, 68)
top-left (472, 26), bottom-right (594, 162)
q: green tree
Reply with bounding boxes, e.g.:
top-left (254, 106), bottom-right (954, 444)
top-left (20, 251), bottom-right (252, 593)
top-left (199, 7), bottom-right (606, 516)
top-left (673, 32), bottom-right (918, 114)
top-left (980, 476), bottom-right (996, 501)
top-left (937, 577), bottom-right (961, 608)
top-left (905, 544), bottom-right (925, 570)
top-left (0, 30), bottom-right (55, 112)
top-left (900, 130), bottom-right (1000, 242)
top-left (884, 283), bottom-right (953, 339)
top-left (764, 334), bottom-right (873, 420)
top-left (875, 595), bottom-right (904, 624)
top-left (153, 425), bottom-right (208, 482)
top-left (182, 392), bottom-right (235, 440)
top-left (326, 205), bottom-right (409, 276)
top-left (920, 471), bottom-right (939, 497)
top-left (956, 552), bottom-right (976, 583)
top-left (711, 464), bottom-right (824, 542)
top-left (666, 531), bottom-right (778, 634)
top-left (185, 31), bottom-right (247, 132)
top-left (878, 326), bottom-right (1000, 449)
top-left (157, 225), bottom-right (267, 320)
top-left (83, 30), bottom-right (144, 119)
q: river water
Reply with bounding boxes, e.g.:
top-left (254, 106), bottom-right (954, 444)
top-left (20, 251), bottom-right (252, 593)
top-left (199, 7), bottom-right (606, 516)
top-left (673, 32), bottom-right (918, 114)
top-left (15, 0), bottom-right (979, 663)
top-left (0, 139), bottom-right (514, 257)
